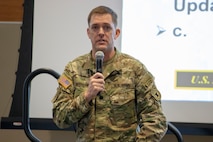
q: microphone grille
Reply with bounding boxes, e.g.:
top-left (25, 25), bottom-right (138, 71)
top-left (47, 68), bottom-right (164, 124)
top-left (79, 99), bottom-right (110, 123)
top-left (95, 51), bottom-right (104, 59)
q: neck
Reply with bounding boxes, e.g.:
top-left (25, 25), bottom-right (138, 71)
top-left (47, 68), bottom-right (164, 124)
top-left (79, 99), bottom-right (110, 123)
top-left (93, 47), bottom-right (115, 61)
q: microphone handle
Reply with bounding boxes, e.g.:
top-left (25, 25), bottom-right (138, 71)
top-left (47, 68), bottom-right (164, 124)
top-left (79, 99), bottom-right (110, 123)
top-left (96, 59), bottom-right (103, 73)
top-left (97, 92), bottom-right (103, 99)
top-left (96, 59), bottom-right (103, 99)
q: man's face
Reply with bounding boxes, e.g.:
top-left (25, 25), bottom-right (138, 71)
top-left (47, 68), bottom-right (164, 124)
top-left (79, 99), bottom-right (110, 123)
top-left (87, 14), bottom-right (120, 53)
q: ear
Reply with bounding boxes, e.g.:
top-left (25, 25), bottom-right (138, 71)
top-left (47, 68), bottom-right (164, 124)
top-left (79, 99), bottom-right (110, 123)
top-left (87, 28), bottom-right (91, 39)
top-left (114, 28), bottom-right (121, 40)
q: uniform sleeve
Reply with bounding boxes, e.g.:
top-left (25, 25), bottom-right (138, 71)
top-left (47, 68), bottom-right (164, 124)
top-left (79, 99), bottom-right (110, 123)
top-left (135, 68), bottom-right (168, 142)
top-left (52, 65), bottom-right (92, 129)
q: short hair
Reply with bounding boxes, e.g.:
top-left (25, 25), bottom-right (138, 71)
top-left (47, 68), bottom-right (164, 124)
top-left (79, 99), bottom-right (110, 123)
top-left (87, 6), bottom-right (118, 27)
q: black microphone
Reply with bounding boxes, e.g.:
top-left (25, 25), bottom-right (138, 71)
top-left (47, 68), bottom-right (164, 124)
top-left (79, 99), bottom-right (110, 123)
top-left (95, 51), bottom-right (104, 99)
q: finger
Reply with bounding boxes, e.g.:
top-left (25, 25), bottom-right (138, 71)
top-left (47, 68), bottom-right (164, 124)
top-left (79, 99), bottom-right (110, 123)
top-left (90, 77), bottom-right (105, 85)
top-left (93, 72), bottom-right (104, 79)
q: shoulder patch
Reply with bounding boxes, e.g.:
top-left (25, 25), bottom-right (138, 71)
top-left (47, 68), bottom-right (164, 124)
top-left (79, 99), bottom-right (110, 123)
top-left (58, 74), bottom-right (72, 89)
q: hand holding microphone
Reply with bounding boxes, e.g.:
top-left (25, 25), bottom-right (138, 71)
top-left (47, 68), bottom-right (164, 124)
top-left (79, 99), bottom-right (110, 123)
top-left (84, 51), bottom-right (104, 102)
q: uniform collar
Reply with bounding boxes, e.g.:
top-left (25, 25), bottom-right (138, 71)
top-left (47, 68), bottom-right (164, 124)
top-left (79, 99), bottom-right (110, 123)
top-left (82, 47), bottom-right (120, 71)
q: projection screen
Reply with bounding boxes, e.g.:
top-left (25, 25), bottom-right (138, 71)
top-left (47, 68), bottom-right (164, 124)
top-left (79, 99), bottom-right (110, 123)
top-left (122, 0), bottom-right (213, 123)
top-left (31, 0), bottom-right (213, 124)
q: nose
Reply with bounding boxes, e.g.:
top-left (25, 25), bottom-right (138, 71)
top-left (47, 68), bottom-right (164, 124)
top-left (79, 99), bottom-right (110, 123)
top-left (98, 27), bottom-right (105, 37)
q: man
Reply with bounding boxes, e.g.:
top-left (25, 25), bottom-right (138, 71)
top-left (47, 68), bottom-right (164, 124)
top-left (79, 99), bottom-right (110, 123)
top-left (52, 5), bottom-right (167, 142)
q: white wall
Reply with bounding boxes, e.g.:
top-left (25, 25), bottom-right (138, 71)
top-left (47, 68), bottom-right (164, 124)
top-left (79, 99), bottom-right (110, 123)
top-left (31, 0), bottom-right (122, 118)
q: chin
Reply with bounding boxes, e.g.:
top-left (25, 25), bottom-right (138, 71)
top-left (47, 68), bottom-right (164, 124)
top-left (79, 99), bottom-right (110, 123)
top-left (95, 46), bottom-right (107, 51)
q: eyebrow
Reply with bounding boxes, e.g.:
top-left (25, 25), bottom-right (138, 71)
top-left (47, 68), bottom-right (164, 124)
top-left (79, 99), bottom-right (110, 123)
top-left (90, 23), bottom-right (111, 26)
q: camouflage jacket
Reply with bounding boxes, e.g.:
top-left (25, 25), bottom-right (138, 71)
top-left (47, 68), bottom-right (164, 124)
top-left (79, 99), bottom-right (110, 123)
top-left (52, 49), bottom-right (167, 142)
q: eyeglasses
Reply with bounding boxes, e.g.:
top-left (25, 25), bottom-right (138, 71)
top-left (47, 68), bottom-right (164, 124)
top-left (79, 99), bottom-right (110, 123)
top-left (90, 24), bottom-right (113, 33)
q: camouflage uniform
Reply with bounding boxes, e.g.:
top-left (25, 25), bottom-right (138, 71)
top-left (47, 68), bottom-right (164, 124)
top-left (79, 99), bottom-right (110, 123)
top-left (52, 49), bottom-right (167, 142)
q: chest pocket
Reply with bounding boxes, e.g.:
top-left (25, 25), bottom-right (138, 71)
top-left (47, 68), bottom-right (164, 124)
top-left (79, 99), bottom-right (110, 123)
top-left (73, 69), bottom-right (93, 98)
top-left (104, 68), bottom-right (138, 127)
top-left (108, 80), bottom-right (137, 128)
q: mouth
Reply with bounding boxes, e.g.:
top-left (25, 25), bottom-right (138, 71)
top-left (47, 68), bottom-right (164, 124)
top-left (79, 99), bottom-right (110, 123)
top-left (95, 40), bottom-right (107, 49)
top-left (96, 39), bottom-right (107, 44)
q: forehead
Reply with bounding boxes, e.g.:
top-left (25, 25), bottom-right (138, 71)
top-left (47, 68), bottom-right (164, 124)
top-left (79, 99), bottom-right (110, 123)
top-left (89, 14), bottom-right (113, 26)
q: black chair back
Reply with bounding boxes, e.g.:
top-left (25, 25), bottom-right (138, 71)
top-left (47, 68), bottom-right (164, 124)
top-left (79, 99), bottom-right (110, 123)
top-left (167, 122), bottom-right (184, 142)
